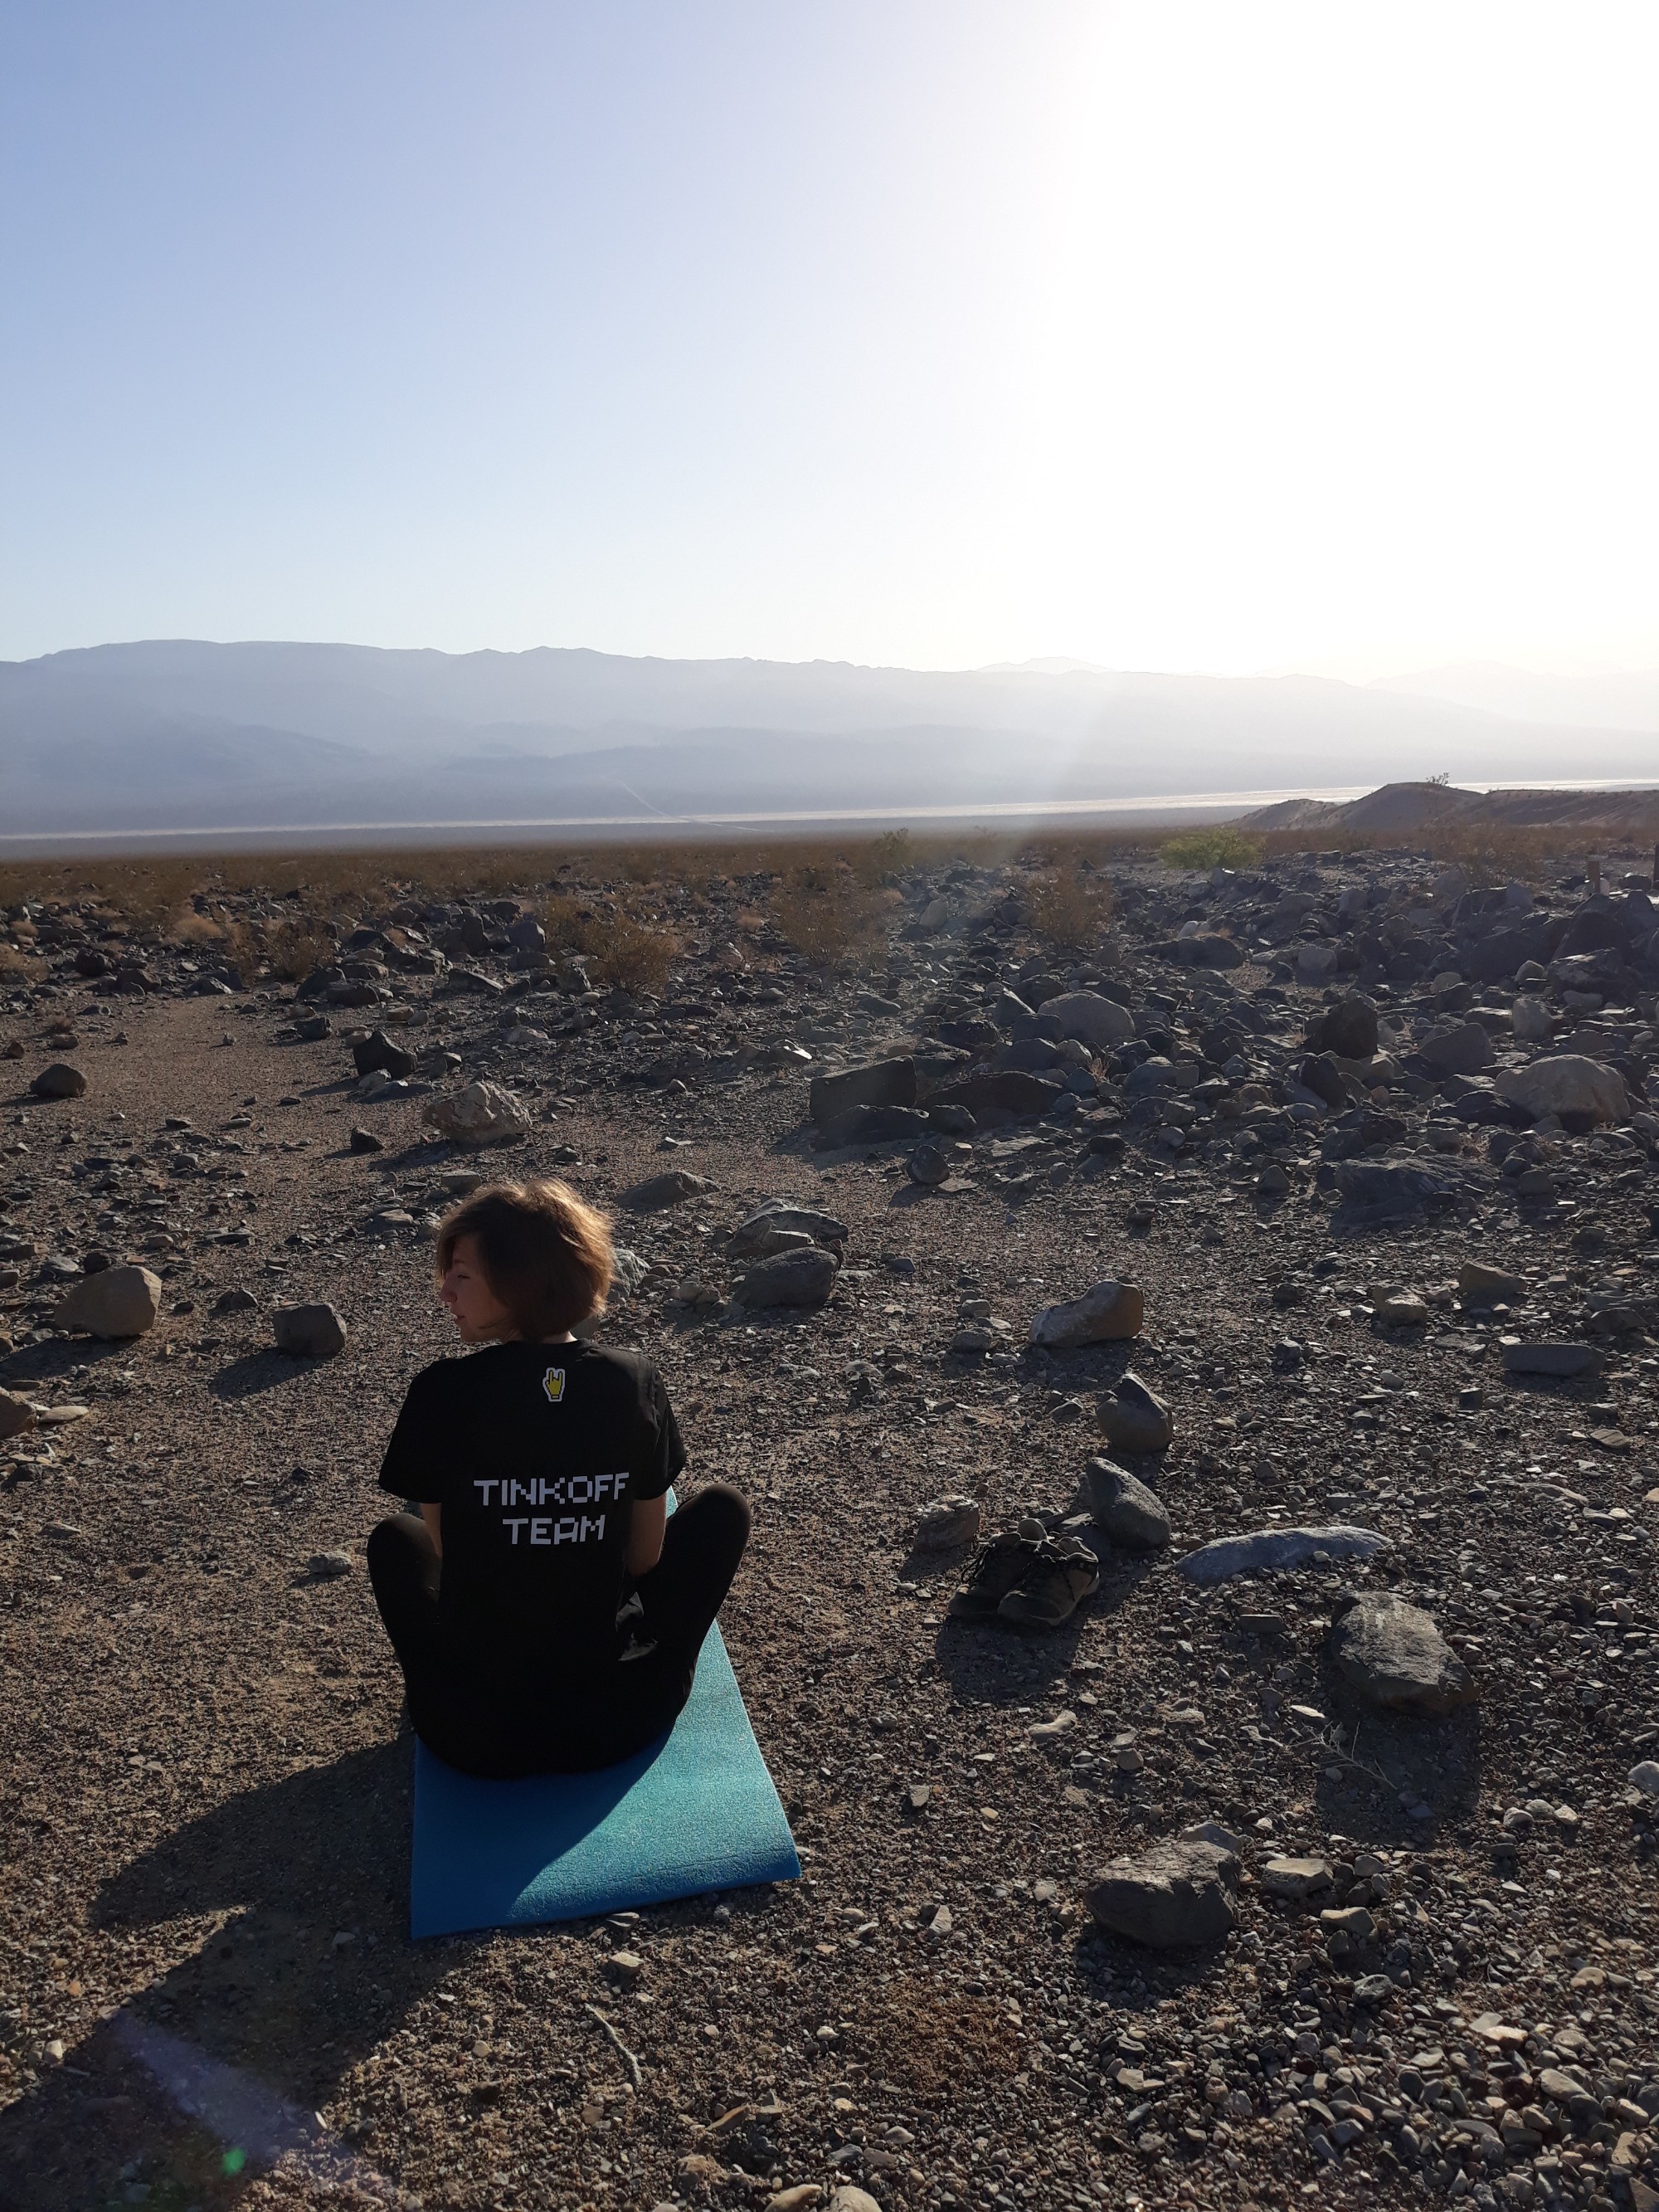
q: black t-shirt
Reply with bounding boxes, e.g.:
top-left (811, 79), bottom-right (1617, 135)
top-left (378, 1340), bottom-right (684, 1699)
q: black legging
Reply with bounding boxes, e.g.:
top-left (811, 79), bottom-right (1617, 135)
top-left (367, 1484), bottom-right (751, 1777)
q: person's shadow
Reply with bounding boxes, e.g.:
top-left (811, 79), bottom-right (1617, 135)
top-left (0, 1742), bottom-right (446, 2212)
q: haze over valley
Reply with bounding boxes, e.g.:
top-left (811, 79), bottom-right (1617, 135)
top-left (5, 640), bottom-right (1659, 837)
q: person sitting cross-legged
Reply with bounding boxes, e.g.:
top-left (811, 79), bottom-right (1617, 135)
top-left (367, 1177), bottom-right (749, 1778)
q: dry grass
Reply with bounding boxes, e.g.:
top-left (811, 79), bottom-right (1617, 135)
top-left (0, 805), bottom-right (1649, 969)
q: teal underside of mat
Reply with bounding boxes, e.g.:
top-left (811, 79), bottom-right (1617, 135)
top-left (410, 1622), bottom-right (799, 1938)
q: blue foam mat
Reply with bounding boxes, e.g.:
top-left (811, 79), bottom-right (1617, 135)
top-left (410, 1621), bottom-right (799, 1937)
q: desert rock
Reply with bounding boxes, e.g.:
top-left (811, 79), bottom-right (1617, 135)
top-left (423, 1080), bottom-right (532, 1147)
top-left (1307, 995), bottom-right (1379, 1060)
top-left (273, 1302), bottom-right (348, 1359)
top-left (727, 1201), bottom-right (847, 1257)
top-left (1097, 1368), bottom-right (1173, 1452)
top-left (913, 1497), bottom-right (980, 1550)
top-left (1497, 1054), bottom-right (1629, 1127)
top-left (30, 1062), bottom-right (87, 1099)
top-left (0, 1388), bottom-right (36, 1440)
top-left (1178, 1523), bottom-right (1389, 1585)
top-left (1501, 1337), bottom-right (1601, 1378)
top-left (1085, 1838), bottom-right (1238, 1947)
top-left (1029, 1278), bottom-right (1143, 1348)
top-left (1458, 1259), bottom-right (1525, 1305)
top-left (1331, 1593), bottom-right (1477, 1715)
top-left (735, 1248), bottom-right (838, 1308)
top-left (51, 1264), bottom-right (161, 1339)
top-left (1079, 1458), bottom-right (1170, 1548)
top-left (808, 1057), bottom-right (917, 1124)
top-left (1039, 990), bottom-right (1135, 1050)
top-left (621, 1169), bottom-right (708, 1211)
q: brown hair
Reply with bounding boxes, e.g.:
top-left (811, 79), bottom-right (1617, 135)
top-left (435, 1178), bottom-right (614, 1339)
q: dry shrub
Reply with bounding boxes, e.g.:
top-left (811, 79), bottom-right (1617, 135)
top-left (773, 864), bottom-right (883, 968)
top-left (542, 893), bottom-right (600, 955)
top-left (0, 944), bottom-right (34, 977)
top-left (850, 828), bottom-right (917, 887)
top-left (1028, 857), bottom-right (1116, 953)
top-left (586, 915), bottom-right (677, 995)
top-left (1418, 822), bottom-right (1570, 889)
top-left (265, 918), bottom-right (335, 981)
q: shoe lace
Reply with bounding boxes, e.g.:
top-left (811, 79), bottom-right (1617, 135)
top-left (958, 1516), bottom-right (1046, 1593)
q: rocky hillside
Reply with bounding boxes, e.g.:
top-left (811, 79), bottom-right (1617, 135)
top-left (1242, 782), bottom-right (1659, 839)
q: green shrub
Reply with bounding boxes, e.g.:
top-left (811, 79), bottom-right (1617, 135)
top-left (1160, 826), bottom-right (1262, 871)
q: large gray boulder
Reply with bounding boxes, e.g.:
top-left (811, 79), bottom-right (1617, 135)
top-left (1458, 1260), bottom-right (1525, 1306)
top-left (352, 1029), bottom-right (416, 1079)
top-left (1331, 1594), bottom-right (1477, 1716)
top-left (1419, 1021), bottom-right (1494, 1077)
top-left (927, 1070), bottom-right (1064, 1118)
top-left (1086, 1838), bottom-right (1238, 1947)
top-left (1334, 1159), bottom-right (1472, 1222)
top-left (620, 1169), bottom-right (708, 1211)
top-left (726, 1200), bottom-right (848, 1257)
top-left (423, 1080), bottom-right (532, 1147)
top-left (31, 1062), bottom-right (87, 1100)
top-left (735, 1248), bottom-right (838, 1308)
top-left (1040, 991), bottom-right (1136, 1050)
top-left (51, 1264), bottom-right (161, 1340)
top-left (1497, 1055), bottom-right (1628, 1127)
top-left (1178, 1523), bottom-right (1389, 1586)
top-left (814, 1103), bottom-right (931, 1148)
top-left (0, 1388), bottom-right (36, 1440)
top-left (1098, 1369), bottom-right (1173, 1453)
top-left (809, 1057), bottom-right (917, 1124)
top-left (273, 1302), bottom-right (348, 1359)
top-left (1307, 996), bottom-right (1379, 1060)
top-left (1501, 1337), bottom-right (1600, 1379)
top-left (1079, 1458), bottom-right (1170, 1549)
top-left (1029, 1279), bottom-right (1143, 1347)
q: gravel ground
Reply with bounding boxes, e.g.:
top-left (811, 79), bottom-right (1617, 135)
top-left (1, 848), bottom-right (1657, 2212)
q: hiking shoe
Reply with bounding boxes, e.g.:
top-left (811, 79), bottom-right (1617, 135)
top-left (997, 1532), bottom-right (1101, 1630)
top-left (947, 1517), bottom-right (1048, 1619)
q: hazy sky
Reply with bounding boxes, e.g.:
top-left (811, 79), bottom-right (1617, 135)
top-left (6, 2), bottom-right (1657, 678)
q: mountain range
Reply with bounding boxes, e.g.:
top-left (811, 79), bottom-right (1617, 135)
top-left (2, 639), bottom-right (1657, 837)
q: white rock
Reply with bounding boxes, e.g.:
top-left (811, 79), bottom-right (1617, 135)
top-left (423, 1080), bottom-right (533, 1147)
top-left (1178, 1523), bottom-right (1389, 1585)
top-left (1511, 996), bottom-right (1553, 1041)
top-left (913, 1496), bottom-right (980, 1550)
top-left (1041, 991), bottom-right (1136, 1050)
top-left (1496, 1054), bottom-right (1628, 1127)
top-left (1261, 1855), bottom-right (1333, 1902)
